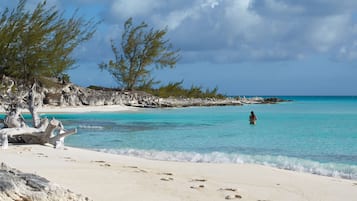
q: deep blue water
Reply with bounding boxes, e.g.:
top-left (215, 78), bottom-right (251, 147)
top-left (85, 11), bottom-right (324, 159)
top-left (21, 97), bottom-right (357, 179)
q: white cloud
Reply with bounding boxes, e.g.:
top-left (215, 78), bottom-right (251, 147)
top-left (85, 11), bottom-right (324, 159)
top-left (308, 14), bottom-right (350, 52)
top-left (152, 0), bottom-right (224, 30)
top-left (159, 10), bottom-right (194, 30)
top-left (2, 0), bottom-right (357, 63)
top-left (110, 0), bottom-right (162, 19)
top-left (223, 0), bottom-right (262, 42)
top-left (201, 0), bottom-right (222, 9)
top-left (337, 40), bottom-right (357, 61)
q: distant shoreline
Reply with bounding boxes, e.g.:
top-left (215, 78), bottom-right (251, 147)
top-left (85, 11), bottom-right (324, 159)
top-left (0, 104), bottom-right (139, 114)
top-left (0, 96), bottom-right (290, 114)
top-left (38, 104), bottom-right (139, 113)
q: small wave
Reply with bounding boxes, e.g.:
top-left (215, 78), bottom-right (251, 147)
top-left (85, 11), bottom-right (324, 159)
top-left (78, 125), bottom-right (104, 130)
top-left (97, 148), bottom-right (357, 180)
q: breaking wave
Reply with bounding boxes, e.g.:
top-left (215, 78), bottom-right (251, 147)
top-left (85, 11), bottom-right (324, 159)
top-left (97, 148), bottom-right (357, 180)
top-left (78, 125), bottom-right (105, 130)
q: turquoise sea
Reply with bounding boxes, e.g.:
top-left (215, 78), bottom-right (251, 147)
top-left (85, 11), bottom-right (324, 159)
top-left (42, 96), bottom-right (357, 180)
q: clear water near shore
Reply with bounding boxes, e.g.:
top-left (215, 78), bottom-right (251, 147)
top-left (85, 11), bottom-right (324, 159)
top-left (43, 96), bottom-right (357, 179)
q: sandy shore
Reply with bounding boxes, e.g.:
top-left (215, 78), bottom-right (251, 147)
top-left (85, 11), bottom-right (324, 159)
top-left (0, 104), bottom-right (139, 114)
top-left (1, 145), bottom-right (356, 201)
top-left (39, 104), bottom-right (139, 113)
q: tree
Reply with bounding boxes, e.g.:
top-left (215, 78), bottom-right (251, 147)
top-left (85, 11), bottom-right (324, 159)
top-left (0, 0), bottom-right (98, 128)
top-left (100, 18), bottom-right (180, 90)
top-left (0, 0), bottom-right (98, 85)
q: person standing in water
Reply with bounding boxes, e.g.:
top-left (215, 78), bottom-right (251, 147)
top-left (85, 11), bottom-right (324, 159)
top-left (249, 111), bottom-right (257, 125)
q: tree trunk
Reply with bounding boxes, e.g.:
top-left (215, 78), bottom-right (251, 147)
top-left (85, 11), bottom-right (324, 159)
top-left (29, 83), bottom-right (41, 128)
top-left (3, 105), bottom-right (27, 128)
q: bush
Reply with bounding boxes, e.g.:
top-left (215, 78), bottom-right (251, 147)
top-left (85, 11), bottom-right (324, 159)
top-left (140, 81), bottom-right (225, 99)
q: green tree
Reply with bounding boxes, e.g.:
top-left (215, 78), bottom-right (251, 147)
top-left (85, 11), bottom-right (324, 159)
top-left (0, 0), bottom-right (98, 128)
top-left (100, 18), bottom-right (180, 90)
top-left (0, 0), bottom-right (98, 85)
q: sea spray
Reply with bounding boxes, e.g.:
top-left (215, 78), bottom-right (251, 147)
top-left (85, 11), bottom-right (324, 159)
top-left (97, 148), bottom-right (357, 180)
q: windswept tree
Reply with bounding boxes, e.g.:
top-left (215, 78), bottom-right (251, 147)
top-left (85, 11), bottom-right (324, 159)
top-left (100, 18), bottom-right (180, 91)
top-left (0, 0), bottom-right (98, 128)
top-left (0, 0), bottom-right (98, 84)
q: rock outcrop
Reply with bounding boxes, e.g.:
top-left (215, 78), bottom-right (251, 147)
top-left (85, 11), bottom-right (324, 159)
top-left (42, 84), bottom-right (163, 108)
top-left (262, 97), bottom-right (290, 104)
top-left (43, 84), bottom-right (285, 108)
top-left (0, 163), bottom-right (91, 201)
top-left (1, 76), bottom-right (288, 109)
top-left (41, 83), bottom-right (288, 108)
top-left (158, 97), bottom-right (243, 107)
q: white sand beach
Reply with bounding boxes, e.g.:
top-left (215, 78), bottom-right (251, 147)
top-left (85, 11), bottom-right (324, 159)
top-left (1, 144), bottom-right (356, 201)
top-left (39, 104), bottom-right (139, 113)
top-left (0, 104), bottom-right (138, 114)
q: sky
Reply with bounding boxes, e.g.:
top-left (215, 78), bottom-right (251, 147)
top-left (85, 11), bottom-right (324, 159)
top-left (1, 0), bottom-right (357, 96)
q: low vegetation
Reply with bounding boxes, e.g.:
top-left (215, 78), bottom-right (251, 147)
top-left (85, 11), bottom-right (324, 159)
top-left (89, 80), bottom-right (225, 99)
top-left (139, 81), bottom-right (225, 99)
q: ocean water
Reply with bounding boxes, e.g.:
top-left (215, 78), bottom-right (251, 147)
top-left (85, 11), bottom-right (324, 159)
top-left (41, 96), bottom-right (357, 179)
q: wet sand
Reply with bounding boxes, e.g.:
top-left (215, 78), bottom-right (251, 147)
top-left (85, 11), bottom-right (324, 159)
top-left (1, 144), bottom-right (356, 201)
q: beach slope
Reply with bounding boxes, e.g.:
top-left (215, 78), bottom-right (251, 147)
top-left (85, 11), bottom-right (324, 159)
top-left (1, 145), bottom-right (356, 201)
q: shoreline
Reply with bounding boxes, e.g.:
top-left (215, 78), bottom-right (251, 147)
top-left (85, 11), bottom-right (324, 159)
top-left (95, 148), bottom-right (357, 181)
top-left (1, 144), bottom-right (356, 201)
top-left (0, 104), bottom-right (140, 114)
top-left (38, 104), bottom-right (140, 113)
top-left (0, 96), bottom-right (288, 114)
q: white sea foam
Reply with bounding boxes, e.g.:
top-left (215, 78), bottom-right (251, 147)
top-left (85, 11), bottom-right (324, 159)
top-left (78, 125), bottom-right (104, 130)
top-left (97, 148), bottom-right (357, 180)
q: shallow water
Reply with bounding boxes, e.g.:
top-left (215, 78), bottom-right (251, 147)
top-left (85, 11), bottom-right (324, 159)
top-left (39, 96), bottom-right (357, 179)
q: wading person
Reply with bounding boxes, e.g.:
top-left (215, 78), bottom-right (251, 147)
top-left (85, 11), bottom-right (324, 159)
top-left (249, 111), bottom-right (257, 125)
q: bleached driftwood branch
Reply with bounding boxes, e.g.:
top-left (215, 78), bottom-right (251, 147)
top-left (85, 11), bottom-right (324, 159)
top-left (0, 118), bottom-right (76, 149)
top-left (0, 77), bottom-right (76, 149)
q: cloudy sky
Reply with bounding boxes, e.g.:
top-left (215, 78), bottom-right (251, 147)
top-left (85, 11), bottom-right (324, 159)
top-left (1, 0), bottom-right (357, 95)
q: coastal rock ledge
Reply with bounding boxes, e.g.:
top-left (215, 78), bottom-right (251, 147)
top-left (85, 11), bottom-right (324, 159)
top-left (0, 163), bottom-right (91, 201)
top-left (0, 76), bottom-right (288, 109)
top-left (41, 83), bottom-right (288, 108)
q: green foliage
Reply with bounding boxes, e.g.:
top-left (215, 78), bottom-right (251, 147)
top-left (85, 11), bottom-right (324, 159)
top-left (60, 73), bottom-right (70, 83)
top-left (141, 81), bottom-right (225, 99)
top-left (87, 85), bottom-right (120, 91)
top-left (0, 0), bottom-right (98, 85)
top-left (100, 18), bottom-right (180, 90)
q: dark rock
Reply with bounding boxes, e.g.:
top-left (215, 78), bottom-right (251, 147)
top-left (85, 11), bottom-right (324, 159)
top-left (263, 97), bottom-right (290, 104)
top-left (0, 162), bottom-right (91, 201)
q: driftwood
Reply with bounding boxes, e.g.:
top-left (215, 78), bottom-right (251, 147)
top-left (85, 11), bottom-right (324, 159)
top-left (28, 83), bottom-right (42, 128)
top-left (3, 105), bottom-right (27, 128)
top-left (0, 77), bottom-right (77, 149)
top-left (0, 118), bottom-right (76, 149)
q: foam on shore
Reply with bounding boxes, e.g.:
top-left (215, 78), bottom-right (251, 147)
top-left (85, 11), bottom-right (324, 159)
top-left (1, 145), bottom-right (356, 201)
top-left (98, 148), bottom-right (357, 180)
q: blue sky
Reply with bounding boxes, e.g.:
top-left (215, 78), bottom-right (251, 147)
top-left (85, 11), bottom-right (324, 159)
top-left (1, 0), bottom-right (357, 95)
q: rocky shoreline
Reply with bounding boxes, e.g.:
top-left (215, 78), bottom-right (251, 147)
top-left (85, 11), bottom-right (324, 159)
top-left (41, 83), bottom-right (289, 108)
top-left (0, 163), bottom-right (91, 201)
